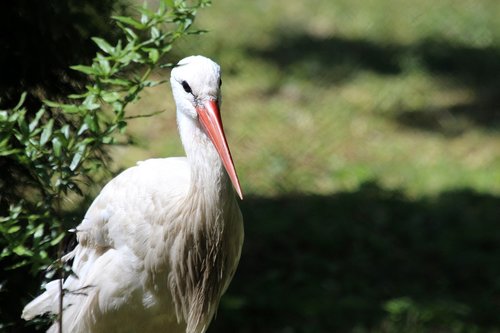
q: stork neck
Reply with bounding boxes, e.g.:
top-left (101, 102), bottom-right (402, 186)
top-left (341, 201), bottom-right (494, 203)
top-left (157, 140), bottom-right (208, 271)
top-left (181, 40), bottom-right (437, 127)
top-left (177, 111), bottom-right (232, 200)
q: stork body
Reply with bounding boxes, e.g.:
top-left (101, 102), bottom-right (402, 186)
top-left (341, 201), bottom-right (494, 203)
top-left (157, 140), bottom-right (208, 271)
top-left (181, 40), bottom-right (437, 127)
top-left (22, 56), bottom-right (244, 333)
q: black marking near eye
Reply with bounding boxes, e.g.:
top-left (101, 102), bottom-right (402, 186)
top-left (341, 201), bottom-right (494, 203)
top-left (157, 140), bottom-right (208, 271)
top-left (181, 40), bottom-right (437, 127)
top-left (181, 81), bottom-right (192, 94)
top-left (218, 78), bottom-right (222, 87)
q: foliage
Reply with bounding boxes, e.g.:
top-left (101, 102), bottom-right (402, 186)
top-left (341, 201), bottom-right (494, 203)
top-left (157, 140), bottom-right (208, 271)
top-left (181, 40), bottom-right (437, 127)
top-left (0, 0), bottom-right (210, 331)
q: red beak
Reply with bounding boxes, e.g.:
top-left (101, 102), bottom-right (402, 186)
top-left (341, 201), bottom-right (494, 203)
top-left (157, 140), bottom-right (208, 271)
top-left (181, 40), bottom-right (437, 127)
top-left (196, 99), bottom-right (243, 200)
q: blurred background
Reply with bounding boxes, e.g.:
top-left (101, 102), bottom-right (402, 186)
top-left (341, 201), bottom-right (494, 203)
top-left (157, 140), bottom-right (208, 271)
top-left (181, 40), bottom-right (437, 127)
top-left (3, 0), bottom-right (500, 332)
top-left (131, 2), bottom-right (500, 331)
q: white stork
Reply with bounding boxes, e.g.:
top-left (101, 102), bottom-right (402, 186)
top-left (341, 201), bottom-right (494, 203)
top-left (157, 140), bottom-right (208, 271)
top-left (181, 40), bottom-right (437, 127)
top-left (22, 55), bottom-right (244, 333)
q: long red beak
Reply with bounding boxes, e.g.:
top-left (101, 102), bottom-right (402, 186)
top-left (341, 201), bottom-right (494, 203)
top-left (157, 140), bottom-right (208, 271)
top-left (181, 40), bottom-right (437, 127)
top-left (196, 99), bottom-right (243, 200)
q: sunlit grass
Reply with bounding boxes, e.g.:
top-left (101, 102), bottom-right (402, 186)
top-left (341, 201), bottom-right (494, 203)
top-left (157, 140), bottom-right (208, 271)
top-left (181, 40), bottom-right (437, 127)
top-left (121, 0), bottom-right (500, 198)
top-left (116, 1), bottom-right (500, 332)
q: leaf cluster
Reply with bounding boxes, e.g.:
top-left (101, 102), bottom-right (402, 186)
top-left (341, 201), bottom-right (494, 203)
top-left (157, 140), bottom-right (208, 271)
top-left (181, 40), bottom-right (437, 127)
top-left (0, 2), bottom-right (210, 329)
top-left (0, 0), bottom-right (209, 332)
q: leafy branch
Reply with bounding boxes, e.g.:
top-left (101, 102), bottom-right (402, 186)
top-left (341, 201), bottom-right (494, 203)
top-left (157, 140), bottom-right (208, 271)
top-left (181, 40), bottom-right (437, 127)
top-left (0, 0), bottom-right (210, 282)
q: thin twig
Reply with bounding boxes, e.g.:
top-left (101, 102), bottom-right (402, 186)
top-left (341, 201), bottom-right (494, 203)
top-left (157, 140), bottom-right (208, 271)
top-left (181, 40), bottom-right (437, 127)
top-left (55, 172), bottom-right (65, 333)
top-left (125, 109), bottom-right (166, 119)
top-left (58, 275), bottom-right (63, 333)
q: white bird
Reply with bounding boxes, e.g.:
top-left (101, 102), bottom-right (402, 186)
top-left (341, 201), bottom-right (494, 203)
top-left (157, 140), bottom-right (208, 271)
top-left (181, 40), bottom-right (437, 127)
top-left (22, 55), bottom-right (244, 333)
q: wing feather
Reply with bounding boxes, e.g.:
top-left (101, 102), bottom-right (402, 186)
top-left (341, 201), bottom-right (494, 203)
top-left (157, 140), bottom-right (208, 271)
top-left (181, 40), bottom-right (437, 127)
top-left (22, 158), bottom-right (191, 332)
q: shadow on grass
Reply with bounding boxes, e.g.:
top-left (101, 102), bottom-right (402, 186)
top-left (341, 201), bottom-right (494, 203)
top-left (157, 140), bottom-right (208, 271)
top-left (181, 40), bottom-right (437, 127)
top-left (248, 34), bottom-right (401, 85)
top-left (249, 33), bottom-right (500, 133)
top-left (394, 39), bottom-right (500, 135)
top-left (7, 183), bottom-right (499, 332)
top-left (209, 182), bottom-right (500, 333)
top-left (394, 100), bottom-right (500, 137)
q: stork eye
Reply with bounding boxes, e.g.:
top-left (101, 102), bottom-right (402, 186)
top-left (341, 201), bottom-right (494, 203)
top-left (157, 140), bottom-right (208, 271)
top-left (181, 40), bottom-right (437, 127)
top-left (218, 78), bottom-right (222, 87)
top-left (181, 81), bottom-right (192, 94)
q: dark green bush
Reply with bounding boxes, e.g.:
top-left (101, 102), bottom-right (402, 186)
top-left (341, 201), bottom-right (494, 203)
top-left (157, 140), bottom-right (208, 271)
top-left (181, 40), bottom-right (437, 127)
top-left (0, 1), bottom-right (210, 331)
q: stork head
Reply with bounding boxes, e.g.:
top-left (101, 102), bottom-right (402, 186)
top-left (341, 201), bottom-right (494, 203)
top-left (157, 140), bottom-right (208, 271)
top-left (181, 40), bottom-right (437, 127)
top-left (170, 55), bottom-right (243, 199)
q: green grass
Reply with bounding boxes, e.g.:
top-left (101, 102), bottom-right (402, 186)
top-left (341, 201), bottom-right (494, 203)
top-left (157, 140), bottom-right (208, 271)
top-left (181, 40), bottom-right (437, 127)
top-left (126, 0), bottom-right (500, 197)
top-left (121, 0), bottom-right (500, 332)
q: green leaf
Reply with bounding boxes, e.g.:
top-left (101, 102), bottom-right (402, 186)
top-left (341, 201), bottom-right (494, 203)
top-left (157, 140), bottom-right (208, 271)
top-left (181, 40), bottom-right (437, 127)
top-left (43, 100), bottom-right (62, 108)
top-left (39, 250), bottom-right (48, 260)
top-left (68, 93), bottom-right (88, 99)
top-left (140, 13), bottom-right (149, 25)
top-left (97, 54), bottom-right (111, 75)
top-left (163, 0), bottom-right (175, 7)
top-left (7, 226), bottom-right (21, 234)
top-left (0, 148), bottom-right (22, 156)
top-left (117, 120), bottom-right (127, 133)
top-left (82, 95), bottom-right (101, 111)
top-left (157, 0), bottom-right (167, 14)
top-left (70, 144), bottom-right (87, 171)
top-left (92, 37), bottom-right (114, 54)
top-left (112, 101), bottom-right (124, 115)
top-left (101, 78), bottom-right (130, 87)
top-left (14, 92), bottom-right (27, 110)
top-left (61, 124), bottom-right (70, 139)
top-left (70, 65), bottom-right (98, 75)
top-left (29, 109), bottom-right (45, 131)
top-left (84, 114), bottom-right (98, 132)
top-left (33, 224), bottom-right (44, 239)
top-left (16, 111), bottom-right (29, 138)
top-left (161, 44), bottom-right (172, 54)
top-left (102, 136), bottom-right (114, 144)
top-left (77, 123), bottom-right (89, 136)
top-left (151, 27), bottom-right (160, 40)
top-left (60, 104), bottom-right (81, 114)
top-left (160, 62), bottom-right (175, 68)
top-left (40, 119), bottom-right (54, 145)
top-left (122, 27), bottom-right (138, 42)
top-left (112, 15), bottom-right (145, 29)
top-left (1, 247), bottom-right (10, 258)
top-left (13, 245), bottom-right (33, 257)
top-left (148, 49), bottom-right (160, 63)
top-left (138, 5), bottom-right (155, 23)
top-left (49, 232), bottom-right (65, 246)
top-left (44, 100), bottom-right (81, 113)
top-left (8, 259), bottom-right (29, 270)
top-left (117, 50), bottom-right (141, 65)
top-left (101, 91), bottom-right (121, 103)
top-left (52, 137), bottom-right (62, 157)
top-left (0, 110), bottom-right (7, 121)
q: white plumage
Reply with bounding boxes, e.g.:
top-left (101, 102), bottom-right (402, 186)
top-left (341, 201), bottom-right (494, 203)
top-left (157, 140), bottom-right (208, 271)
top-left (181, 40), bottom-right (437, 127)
top-left (22, 55), bottom-right (244, 333)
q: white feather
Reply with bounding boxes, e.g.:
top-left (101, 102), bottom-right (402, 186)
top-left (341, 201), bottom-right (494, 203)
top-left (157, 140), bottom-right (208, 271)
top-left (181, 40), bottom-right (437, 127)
top-left (22, 56), bottom-right (244, 333)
